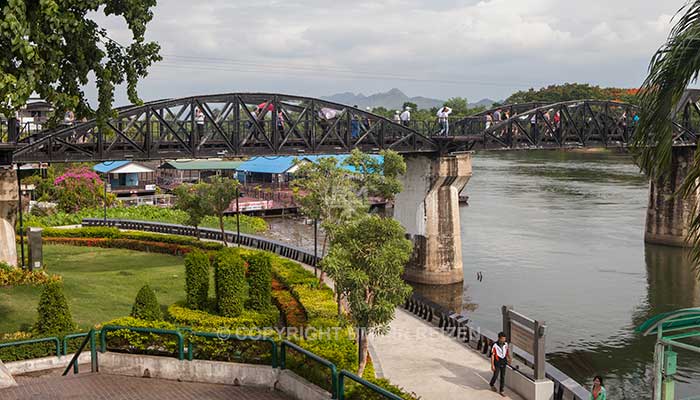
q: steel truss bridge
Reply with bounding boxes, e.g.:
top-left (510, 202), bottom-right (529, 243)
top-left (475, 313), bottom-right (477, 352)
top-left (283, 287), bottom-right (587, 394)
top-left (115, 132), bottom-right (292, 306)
top-left (0, 92), bottom-right (698, 164)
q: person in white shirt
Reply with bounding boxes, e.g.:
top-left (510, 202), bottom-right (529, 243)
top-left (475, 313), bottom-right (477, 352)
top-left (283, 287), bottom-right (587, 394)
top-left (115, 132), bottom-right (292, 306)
top-left (393, 110), bottom-right (401, 124)
top-left (436, 106), bottom-right (453, 136)
top-left (485, 114), bottom-right (493, 130)
top-left (400, 107), bottom-right (411, 127)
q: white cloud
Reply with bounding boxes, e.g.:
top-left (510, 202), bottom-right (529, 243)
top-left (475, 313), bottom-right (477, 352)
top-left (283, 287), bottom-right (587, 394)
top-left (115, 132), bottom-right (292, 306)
top-left (87, 0), bottom-right (685, 105)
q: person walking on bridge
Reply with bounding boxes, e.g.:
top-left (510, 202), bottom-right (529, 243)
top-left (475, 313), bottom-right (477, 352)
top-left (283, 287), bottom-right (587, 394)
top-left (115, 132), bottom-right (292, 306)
top-left (393, 110), bottom-right (401, 124)
top-left (436, 106), bottom-right (453, 136)
top-left (489, 332), bottom-right (512, 397)
top-left (400, 106), bottom-right (411, 127)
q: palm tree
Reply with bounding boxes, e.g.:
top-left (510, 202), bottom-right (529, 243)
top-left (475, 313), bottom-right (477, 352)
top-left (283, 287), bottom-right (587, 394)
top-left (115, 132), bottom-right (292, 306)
top-left (633, 1), bottom-right (700, 263)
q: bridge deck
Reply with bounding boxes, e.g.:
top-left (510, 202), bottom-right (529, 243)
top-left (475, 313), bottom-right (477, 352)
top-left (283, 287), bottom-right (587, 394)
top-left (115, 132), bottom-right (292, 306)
top-left (3, 372), bottom-right (290, 400)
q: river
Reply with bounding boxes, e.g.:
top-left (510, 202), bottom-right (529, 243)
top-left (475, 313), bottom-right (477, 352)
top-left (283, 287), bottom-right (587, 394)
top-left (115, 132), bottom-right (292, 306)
top-left (448, 150), bottom-right (700, 399)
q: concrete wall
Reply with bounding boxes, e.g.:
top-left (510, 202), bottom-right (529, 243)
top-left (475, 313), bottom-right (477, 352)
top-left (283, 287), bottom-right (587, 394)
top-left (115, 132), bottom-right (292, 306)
top-left (645, 146), bottom-right (697, 247)
top-left (505, 371), bottom-right (554, 400)
top-left (394, 153), bottom-right (472, 284)
top-left (98, 352), bottom-right (332, 400)
top-left (0, 168), bottom-right (18, 267)
top-left (4, 353), bottom-right (92, 375)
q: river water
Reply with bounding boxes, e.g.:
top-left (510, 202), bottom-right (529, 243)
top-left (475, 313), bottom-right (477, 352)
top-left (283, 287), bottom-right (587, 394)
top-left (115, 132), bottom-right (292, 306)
top-left (448, 150), bottom-right (700, 399)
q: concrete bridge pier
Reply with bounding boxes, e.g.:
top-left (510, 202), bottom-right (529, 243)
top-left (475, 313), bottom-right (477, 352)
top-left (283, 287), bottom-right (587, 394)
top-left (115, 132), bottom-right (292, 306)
top-left (394, 153), bottom-right (471, 285)
top-left (0, 168), bottom-right (18, 267)
top-left (645, 146), bottom-right (698, 247)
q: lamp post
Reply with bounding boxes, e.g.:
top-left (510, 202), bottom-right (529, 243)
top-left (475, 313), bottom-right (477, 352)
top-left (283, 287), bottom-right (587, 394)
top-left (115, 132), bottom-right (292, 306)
top-left (16, 163), bottom-right (25, 269)
top-left (313, 218), bottom-right (318, 278)
top-left (236, 186), bottom-right (240, 247)
top-left (103, 174), bottom-right (108, 223)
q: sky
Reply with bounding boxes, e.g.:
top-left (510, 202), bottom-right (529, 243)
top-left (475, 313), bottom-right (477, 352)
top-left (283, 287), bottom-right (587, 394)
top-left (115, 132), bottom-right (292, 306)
top-left (90, 0), bottom-right (688, 106)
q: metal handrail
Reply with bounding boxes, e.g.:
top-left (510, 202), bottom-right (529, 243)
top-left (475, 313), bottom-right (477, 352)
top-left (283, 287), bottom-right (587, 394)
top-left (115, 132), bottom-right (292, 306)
top-left (0, 336), bottom-right (61, 358)
top-left (187, 331), bottom-right (278, 367)
top-left (338, 370), bottom-right (403, 400)
top-left (100, 325), bottom-right (185, 360)
top-left (62, 329), bottom-right (98, 375)
top-left (280, 340), bottom-right (338, 398)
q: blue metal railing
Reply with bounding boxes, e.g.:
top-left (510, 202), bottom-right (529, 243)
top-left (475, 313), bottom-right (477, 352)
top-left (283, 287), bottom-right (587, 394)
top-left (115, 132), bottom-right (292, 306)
top-left (100, 325), bottom-right (186, 360)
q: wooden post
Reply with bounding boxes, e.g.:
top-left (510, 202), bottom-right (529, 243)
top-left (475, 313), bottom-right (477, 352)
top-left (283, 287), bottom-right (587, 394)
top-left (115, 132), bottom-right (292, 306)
top-left (502, 305), bottom-right (512, 339)
top-left (534, 320), bottom-right (546, 380)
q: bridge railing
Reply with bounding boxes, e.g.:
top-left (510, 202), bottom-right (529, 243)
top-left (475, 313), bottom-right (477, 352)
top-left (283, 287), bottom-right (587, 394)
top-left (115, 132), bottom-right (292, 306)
top-left (402, 293), bottom-right (591, 400)
top-left (81, 218), bottom-right (321, 267)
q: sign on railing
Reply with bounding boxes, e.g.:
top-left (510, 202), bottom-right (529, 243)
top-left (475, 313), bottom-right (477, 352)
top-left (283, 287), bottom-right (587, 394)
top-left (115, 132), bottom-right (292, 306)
top-left (502, 305), bottom-right (547, 380)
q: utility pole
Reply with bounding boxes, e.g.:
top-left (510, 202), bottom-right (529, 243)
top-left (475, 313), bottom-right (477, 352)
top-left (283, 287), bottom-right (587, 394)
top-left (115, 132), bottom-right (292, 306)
top-left (16, 163), bottom-right (25, 269)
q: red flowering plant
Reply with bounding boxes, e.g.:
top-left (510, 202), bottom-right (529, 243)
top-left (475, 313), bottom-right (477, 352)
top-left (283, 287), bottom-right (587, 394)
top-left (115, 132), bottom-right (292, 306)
top-left (54, 167), bottom-right (114, 212)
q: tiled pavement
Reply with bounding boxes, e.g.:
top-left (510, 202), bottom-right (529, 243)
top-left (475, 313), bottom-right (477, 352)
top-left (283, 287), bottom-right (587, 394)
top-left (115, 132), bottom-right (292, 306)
top-left (0, 373), bottom-right (291, 400)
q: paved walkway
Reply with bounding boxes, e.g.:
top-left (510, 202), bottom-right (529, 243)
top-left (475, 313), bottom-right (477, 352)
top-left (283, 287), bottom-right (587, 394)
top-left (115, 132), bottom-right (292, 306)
top-left (370, 309), bottom-right (523, 400)
top-left (293, 263), bottom-right (522, 400)
top-left (2, 373), bottom-right (290, 400)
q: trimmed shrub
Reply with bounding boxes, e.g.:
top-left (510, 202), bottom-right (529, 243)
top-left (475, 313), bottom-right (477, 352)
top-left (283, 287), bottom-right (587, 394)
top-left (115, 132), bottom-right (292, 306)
top-left (245, 251), bottom-right (272, 311)
top-left (130, 285), bottom-right (163, 321)
top-left (184, 250), bottom-right (210, 310)
top-left (214, 249), bottom-right (248, 317)
top-left (0, 265), bottom-right (60, 287)
top-left (101, 317), bottom-right (179, 356)
top-left (345, 377), bottom-right (421, 400)
top-left (35, 280), bottom-right (76, 335)
top-left (167, 304), bottom-right (278, 329)
top-left (42, 227), bottom-right (120, 238)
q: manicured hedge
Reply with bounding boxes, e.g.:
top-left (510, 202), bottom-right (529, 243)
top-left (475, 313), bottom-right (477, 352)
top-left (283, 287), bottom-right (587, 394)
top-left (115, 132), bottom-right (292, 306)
top-left (35, 281), bottom-right (76, 335)
top-left (214, 249), bottom-right (248, 317)
top-left (101, 317), bottom-right (180, 357)
top-left (244, 252), bottom-right (273, 311)
top-left (167, 304), bottom-right (279, 329)
top-left (130, 285), bottom-right (163, 321)
top-left (184, 250), bottom-right (210, 310)
top-left (42, 228), bottom-right (224, 251)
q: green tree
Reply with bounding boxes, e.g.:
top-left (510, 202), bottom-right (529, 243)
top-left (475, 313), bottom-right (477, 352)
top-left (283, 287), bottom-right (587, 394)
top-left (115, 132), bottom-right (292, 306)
top-left (401, 101), bottom-right (417, 111)
top-left (0, 0), bottom-right (161, 129)
top-left (35, 280), bottom-right (75, 334)
top-left (184, 250), bottom-right (210, 310)
top-left (633, 1), bottom-right (700, 263)
top-left (293, 156), bottom-right (365, 281)
top-left (323, 214), bottom-right (413, 377)
top-left (130, 284), bottom-right (162, 321)
top-left (505, 83), bottom-right (639, 105)
top-left (344, 149), bottom-right (406, 201)
top-left (174, 183), bottom-right (208, 237)
top-left (201, 176), bottom-right (239, 246)
top-left (444, 97), bottom-right (470, 116)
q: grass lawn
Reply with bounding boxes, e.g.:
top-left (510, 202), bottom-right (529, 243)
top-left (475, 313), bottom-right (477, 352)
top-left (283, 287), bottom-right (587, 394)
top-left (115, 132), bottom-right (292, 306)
top-left (0, 245), bottom-right (186, 334)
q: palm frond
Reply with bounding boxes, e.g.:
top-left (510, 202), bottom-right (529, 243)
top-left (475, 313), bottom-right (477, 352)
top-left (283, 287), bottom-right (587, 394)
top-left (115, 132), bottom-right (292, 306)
top-left (633, 0), bottom-right (700, 179)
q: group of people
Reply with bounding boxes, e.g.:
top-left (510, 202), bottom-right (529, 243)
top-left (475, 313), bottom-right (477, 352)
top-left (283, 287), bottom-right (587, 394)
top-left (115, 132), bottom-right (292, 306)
top-left (489, 332), bottom-right (606, 399)
top-left (391, 105), bottom-right (454, 136)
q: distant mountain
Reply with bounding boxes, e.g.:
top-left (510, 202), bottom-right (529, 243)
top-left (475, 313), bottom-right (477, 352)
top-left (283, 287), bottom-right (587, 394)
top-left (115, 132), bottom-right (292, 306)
top-left (321, 88), bottom-right (496, 110)
top-left (322, 88), bottom-right (443, 110)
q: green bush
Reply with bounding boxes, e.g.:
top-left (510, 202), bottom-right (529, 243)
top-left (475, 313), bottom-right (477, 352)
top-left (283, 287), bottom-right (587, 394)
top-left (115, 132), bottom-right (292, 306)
top-left (101, 317), bottom-right (179, 356)
top-left (35, 281), bottom-right (76, 335)
top-left (0, 331), bottom-right (66, 362)
top-left (184, 250), bottom-right (210, 310)
top-left (214, 249), bottom-right (248, 317)
top-left (130, 285), bottom-right (163, 321)
top-left (23, 204), bottom-right (268, 234)
top-left (345, 377), bottom-right (421, 400)
top-left (42, 228), bottom-right (224, 251)
top-left (42, 227), bottom-right (120, 238)
top-left (244, 251), bottom-right (273, 311)
top-left (167, 304), bottom-right (278, 329)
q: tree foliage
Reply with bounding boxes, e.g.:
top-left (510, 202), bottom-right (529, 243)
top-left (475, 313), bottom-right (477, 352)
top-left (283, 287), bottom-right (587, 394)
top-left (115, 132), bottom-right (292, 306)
top-left (323, 214), bottom-right (413, 376)
top-left (506, 83), bottom-right (639, 105)
top-left (53, 166), bottom-right (114, 212)
top-left (632, 1), bottom-right (700, 265)
top-left (130, 284), bottom-right (163, 321)
top-left (35, 280), bottom-right (75, 334)
top-left (174, 178), bottom-right (239, 243)
top-left (0, 0), bottom-right (161, 128)
top-left (344, 149), bottom-right (406, 201)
